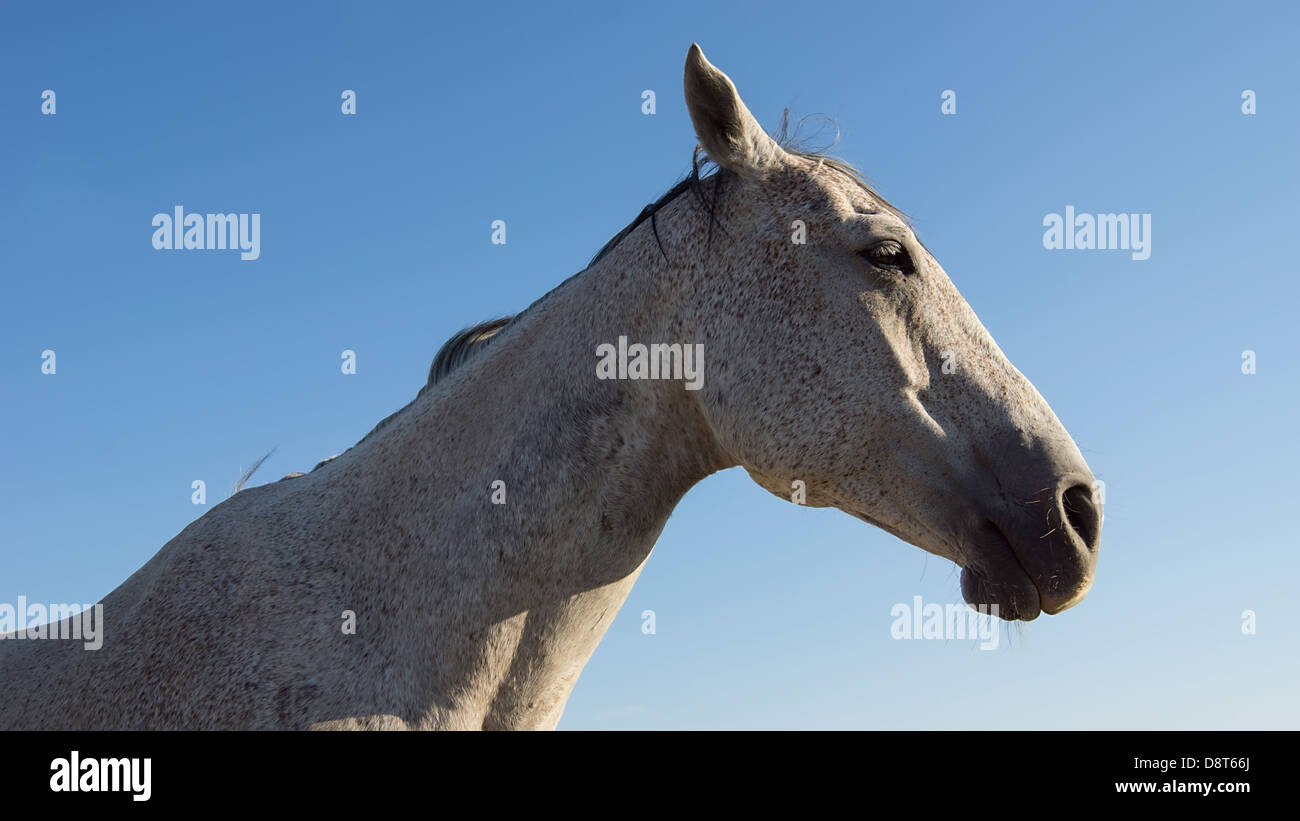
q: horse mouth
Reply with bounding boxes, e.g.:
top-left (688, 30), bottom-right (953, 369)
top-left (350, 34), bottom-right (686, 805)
top-left (959, 522), bottom-right (1042, 622)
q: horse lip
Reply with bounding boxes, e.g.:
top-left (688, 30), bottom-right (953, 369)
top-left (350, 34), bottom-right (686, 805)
top-left (961, 522), bottom-right (1042, 622)
top-left (1038, 576), bottom-right (1094, 615)
top-left (999, 518), bottom-right (1095, 616)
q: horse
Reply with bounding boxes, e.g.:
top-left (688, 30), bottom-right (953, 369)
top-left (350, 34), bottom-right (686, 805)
top-left (0, 44), bottom-right (1101, 730)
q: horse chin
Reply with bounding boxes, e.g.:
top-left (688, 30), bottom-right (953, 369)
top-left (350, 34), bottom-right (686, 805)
top-left (959, 566), bottom-right (1041, 622)
top-left (958, 524), bottom-right (1043, 622)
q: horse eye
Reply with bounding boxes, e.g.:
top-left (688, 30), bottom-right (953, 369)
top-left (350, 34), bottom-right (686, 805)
top-left (861, 240), bottom-right (913, 274)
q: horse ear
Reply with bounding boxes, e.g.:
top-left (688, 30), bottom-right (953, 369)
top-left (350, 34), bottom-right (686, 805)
top-left (683, 44), bottom-right (785, 178)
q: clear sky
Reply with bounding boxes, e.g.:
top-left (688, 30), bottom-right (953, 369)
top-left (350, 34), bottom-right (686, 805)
top-left (2, 0), bottom-right (1297, 729)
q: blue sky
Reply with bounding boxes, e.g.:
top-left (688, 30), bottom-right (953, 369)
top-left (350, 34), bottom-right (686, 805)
top-left (2, 0), bottom-right (1297, 729)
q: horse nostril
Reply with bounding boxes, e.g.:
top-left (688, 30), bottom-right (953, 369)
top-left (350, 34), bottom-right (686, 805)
top-left (1061, 483), bottom-right (1101, 552)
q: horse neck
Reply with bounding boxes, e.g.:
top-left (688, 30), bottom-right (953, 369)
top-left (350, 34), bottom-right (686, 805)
top-left (320, 224), bottom-right (734, 724)
top-left (403, 249), bottom-right (733, 575)
top-left (395, 201), bottom-right (732, 548)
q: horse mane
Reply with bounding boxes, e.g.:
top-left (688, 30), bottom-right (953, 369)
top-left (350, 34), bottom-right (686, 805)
top-left (279, 118), bottom-right (908, 483)
top-left (427, 318), bottom-right (513, 386)
top-left (426, 113), bottom-right (905, 387)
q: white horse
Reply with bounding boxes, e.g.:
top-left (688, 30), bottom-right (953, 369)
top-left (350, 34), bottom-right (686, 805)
top-left (0, 45), bottom-right (1100, 730)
